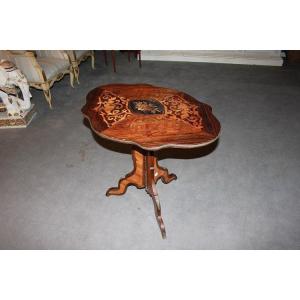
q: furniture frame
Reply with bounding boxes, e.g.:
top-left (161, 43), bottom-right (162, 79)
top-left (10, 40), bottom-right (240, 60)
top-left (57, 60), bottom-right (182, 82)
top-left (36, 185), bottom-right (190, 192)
top-left (67, 50), bottom-right (95, 84)
top-left (5, 51), bottom-right (75, 108)
top-left (103, 50), bottom-right (141, 72)
top-left (106, 146), bottom-right (177, 238)
top-left (124, 50), bottom-right (141, 68)
top-left (82, 84), bottom-right (221, 238)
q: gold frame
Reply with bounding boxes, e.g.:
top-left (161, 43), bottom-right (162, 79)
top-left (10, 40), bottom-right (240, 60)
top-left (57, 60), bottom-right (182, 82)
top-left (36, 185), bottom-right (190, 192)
top-left (67, 50), bottom-right (95, 84)
top-left (8, 51), bottom-right (76, 109)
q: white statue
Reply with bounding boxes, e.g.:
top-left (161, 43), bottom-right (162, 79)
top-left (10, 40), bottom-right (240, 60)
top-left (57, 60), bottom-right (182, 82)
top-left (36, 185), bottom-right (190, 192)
top-left (0, 59), bottom-right (32, 117)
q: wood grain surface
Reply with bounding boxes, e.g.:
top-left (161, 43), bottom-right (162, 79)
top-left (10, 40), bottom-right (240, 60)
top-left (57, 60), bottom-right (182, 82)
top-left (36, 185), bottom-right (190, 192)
top-left (82, 84), bottom-right (221, 151)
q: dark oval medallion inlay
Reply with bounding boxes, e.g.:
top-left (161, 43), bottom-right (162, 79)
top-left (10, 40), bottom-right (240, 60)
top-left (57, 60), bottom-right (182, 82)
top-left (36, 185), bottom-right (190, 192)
top-left (128, 99), bottom-right (165, 115)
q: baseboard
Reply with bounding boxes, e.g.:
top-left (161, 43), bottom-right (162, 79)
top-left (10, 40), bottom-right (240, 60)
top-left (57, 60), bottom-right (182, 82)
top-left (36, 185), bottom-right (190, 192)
top-left (141, 51), bottom-right (283, 66)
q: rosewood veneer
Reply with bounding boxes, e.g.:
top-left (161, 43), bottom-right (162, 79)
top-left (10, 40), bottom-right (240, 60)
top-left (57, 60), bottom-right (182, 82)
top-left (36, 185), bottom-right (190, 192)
top-left (82, 84), bottom-right (221, 238)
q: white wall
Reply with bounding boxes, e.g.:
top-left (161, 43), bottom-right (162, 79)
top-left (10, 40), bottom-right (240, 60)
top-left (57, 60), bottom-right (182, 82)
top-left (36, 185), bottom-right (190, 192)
top-left (141, 50), bottom-right (283, 66)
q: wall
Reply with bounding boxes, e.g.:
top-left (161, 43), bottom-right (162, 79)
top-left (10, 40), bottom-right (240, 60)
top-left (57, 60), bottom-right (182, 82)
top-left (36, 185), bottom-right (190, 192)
top-left (141, 50), bottom-right (283, 66)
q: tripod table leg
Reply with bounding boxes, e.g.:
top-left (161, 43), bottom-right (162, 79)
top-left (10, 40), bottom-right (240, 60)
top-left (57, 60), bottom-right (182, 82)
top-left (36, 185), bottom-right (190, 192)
top-left (145, 152), bottom-right (167, 239)
top-left (105, 147), bottom-right (177, 238)
top-left (106, 148), bottom-right (145, 196)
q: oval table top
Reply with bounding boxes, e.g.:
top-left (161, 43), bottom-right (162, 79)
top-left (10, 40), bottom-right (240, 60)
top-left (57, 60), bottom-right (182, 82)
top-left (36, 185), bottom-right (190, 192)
top-left (82, 84), bottom-right (221, 151)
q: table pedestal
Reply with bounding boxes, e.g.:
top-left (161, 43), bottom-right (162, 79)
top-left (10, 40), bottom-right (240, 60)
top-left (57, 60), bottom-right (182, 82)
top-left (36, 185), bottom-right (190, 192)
top-left (106, 147), bottom-right (177, 238)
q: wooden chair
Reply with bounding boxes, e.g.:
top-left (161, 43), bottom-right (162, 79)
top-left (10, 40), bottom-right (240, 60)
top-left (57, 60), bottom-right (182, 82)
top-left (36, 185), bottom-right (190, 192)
top-left (124, 50), bottom-right (142, 68)
top-left (103, 50), bottom-right (116, 72)
top-left (103, 50), bottom-right (141, 72)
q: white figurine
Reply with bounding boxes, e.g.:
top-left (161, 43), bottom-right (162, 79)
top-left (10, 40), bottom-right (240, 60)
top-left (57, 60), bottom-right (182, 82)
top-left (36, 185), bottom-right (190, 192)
top-left (0, 59), bottom-right (32, 117)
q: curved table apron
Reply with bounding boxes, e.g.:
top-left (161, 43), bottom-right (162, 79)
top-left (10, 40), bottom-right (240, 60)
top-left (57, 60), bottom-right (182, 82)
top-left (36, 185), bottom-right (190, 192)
top-left (82, 84), bottom-right (221, 238)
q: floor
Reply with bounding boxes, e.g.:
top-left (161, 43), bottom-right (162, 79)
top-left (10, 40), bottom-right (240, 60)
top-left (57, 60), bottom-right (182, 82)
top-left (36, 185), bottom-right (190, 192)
top-left (0, 51), bottom-right (299, 249)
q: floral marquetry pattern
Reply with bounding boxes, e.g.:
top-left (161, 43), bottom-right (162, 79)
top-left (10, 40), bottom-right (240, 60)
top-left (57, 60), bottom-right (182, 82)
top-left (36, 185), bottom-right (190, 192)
top-left (91, 90), bottom-right (203, 130)
top-left (128, 99), bottom-right (165, 115)
top-left (161, 95), bottom-right (203, 129)
top-left (83, 84), bottom-right (221, 151)
top-left (93, 90), bottom-right (131, 128)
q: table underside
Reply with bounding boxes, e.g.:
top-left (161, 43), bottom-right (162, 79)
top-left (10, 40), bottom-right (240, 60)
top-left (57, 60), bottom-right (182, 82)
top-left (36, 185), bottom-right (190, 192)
top-left (106, 146), bottom-right (177, 239)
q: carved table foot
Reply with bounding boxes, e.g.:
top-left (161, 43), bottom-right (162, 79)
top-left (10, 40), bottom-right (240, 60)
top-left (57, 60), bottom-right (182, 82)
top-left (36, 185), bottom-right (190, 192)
top-left (154, 161), bottom-right (177, 184)
top-left (106, 146), bottom-right (176, 238)
top-left (106, 148), bottom-right (145, 196)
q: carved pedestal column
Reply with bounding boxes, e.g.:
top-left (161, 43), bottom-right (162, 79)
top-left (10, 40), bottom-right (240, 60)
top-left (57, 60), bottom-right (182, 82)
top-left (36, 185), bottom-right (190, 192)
top-left (106, 147), bottom-right (177, 238)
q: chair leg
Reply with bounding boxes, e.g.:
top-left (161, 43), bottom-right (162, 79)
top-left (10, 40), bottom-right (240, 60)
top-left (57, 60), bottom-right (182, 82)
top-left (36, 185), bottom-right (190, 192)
top-left (111, 50), bottom-right (116, 72)
top-left (103, 50), bottom-right (108, 66)
top-left (42, 87), bottom-right (53, 109)
top-left (69, 68), bottom-right (75, 88)
top-left (70, 61), bottom-right (80, 84)
top-left (91, 51), bottom-right (95, 69)
top-left (138, 50), bottom-right (142, 68)
top-left (74, 65), bottom-right (80, 84)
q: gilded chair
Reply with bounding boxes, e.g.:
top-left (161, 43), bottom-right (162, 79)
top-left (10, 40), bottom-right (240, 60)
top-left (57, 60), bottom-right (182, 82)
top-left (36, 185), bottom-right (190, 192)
top-left (66, 50), bottom-right (95, 84)
top-left (5, 50), bottom-right (74, 108)
top-left (35, 50), bottom-right (75, 87)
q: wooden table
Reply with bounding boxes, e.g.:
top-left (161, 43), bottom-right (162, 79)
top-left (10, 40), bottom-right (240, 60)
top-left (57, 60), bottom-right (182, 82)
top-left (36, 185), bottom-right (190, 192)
top-left (82, 84), bottom-right (221, 238)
